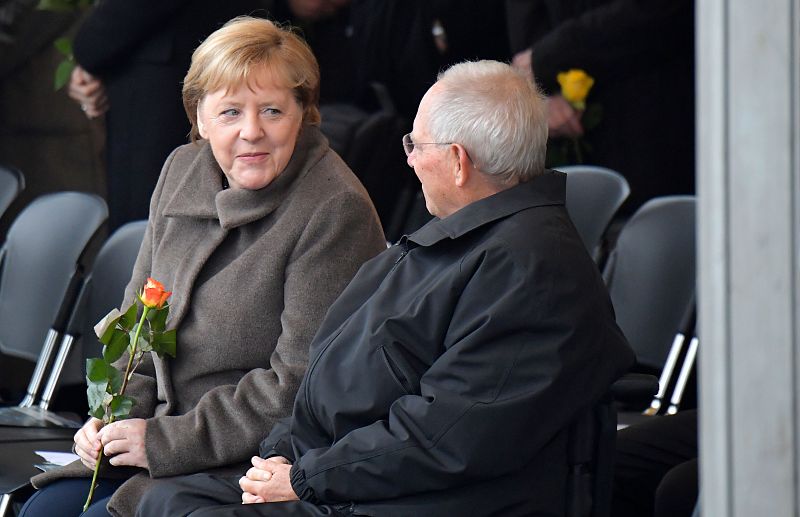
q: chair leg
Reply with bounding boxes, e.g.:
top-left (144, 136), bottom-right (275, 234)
top-left (0, 493), bottom-right (13, 517)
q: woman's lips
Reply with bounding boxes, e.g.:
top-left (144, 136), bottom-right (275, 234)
top-left (236, 152), bottom-right (269, 162)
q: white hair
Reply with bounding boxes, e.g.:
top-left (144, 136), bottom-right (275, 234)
top-left (427, 60), bottom-right (548, 184)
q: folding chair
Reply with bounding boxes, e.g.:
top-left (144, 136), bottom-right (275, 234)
top-left (0, 192), bottom-right (108, 427)
top-left (0, 165), bottom-right (25, 221)
top-left (601, 196), bottom-right (696, 425)
top-left (0, 221), bottom-right (147, 516)
top-left (603, 196), bottom-right (695, 372)
top-left (40, 220), bottom-right (148, 399)
top-left (559, 165), bottom-right (630, 260)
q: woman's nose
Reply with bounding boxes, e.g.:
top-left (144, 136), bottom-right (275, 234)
top-left (239, 113), bottom-right (264, 141)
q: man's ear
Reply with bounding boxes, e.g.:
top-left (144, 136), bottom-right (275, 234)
top-left (453, 144), bottom-right (471, 187)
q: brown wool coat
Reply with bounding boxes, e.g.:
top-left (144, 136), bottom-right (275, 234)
top-left (32, 125), bottom-right (386, 516)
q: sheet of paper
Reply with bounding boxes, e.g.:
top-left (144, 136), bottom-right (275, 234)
top-left (35, 450), bottom-right (79, 466)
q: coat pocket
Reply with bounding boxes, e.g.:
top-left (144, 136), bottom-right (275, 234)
top-left (379, 342), bottom-right (423, 395)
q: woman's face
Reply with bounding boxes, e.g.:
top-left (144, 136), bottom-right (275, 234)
top-left (198, 69), bottom-right (304, 190)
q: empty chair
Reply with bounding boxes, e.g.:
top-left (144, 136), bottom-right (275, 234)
top-left (603, 196), bottom-right (696, 376)
top-left (0, 192), bottom-right (107, 416)
top-left (0, 221), bottom-right (146, 516)
top-left (559, 165), bottom-right (630, 258)
top-left (41, 220), bottom-right (149, 404)
top-left (0, 165), bottom-right (24, 222)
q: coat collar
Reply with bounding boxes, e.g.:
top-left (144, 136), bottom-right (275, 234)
top-left (162, 125), bottom-right (329, 230)
top-left (408, 170), bottom-right (566, 247)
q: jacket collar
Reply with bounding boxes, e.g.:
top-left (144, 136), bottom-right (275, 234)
top-left (162, 125), bottom-right (329, 230)
top-left (408, 170), bottom-right (566, 247)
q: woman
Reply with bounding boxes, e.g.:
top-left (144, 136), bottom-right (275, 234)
top-left (23, 16), bottom-right (386, 517)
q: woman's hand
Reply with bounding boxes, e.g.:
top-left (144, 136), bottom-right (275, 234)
top-left (73, 417), bottom-right (103, 469)
top-left (68, 66), bottom-right (109, 119)
top-left (239, 456), bottom-right (299, 504)
top-left (547, 95), bottom-right (584, 138)
top-left (97, 418), bottom-right (149, 469)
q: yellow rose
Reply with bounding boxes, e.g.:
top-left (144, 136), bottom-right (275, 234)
top-left (557, 69), bottom-right (595, 110)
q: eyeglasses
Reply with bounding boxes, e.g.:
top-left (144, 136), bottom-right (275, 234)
top-left (402, 133), bottom-right (453, 157)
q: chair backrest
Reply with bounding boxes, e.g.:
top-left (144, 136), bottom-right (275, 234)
top-left (0, 192), bottom-right (108, 362)
top-left (602, 196), bottom-right (696, 371)
top-left (559, 166), bottom-right (630, 257)
top-left (320, 83), bottom-right (412, 242)
top-left (0, 165), bottom-right (24, 221)
top-left (61, 220), bottom-right (148, 385)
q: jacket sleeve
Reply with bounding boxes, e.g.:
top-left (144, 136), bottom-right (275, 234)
top-left (143, 189), bottom-right (386, 477)
top-left (528, 0), bottom-right (693, 93)
top-left (288, 245), bottom-right (632, 503)
top-left (73, 0), bottom-right (189, 73)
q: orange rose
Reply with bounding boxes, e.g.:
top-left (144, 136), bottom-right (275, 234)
top-left (139, 277), bottom-right (172, 309)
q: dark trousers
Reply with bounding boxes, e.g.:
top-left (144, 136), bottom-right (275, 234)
top-left (18, 478), bottom-right (125, 517)
top-left (136, 474), bottom-right (350, 517)
top-left (611, 409), bottom-right (698, 517)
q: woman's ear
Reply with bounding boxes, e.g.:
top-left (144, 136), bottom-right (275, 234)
top-left (197, 106), bottom-right (207, 139)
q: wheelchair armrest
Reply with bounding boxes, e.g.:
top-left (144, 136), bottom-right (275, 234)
top-left (610, 373), bottom-right (659, 408)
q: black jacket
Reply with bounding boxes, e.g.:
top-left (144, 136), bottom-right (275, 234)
top-left (261, 171), bottom-right (634, 516)
top-left (506, 0), bottom-right (695, 213)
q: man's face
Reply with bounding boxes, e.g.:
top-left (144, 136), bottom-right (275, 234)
top-left (407, 86), bottom-right (457, 219)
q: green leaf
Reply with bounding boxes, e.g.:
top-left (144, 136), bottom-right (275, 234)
top-left (138, 339), bottom-right (153, 353)
top-left (107, 364), bottom-right (123, 394)
top-left (38, 0), bottom-right (78, 11)
top-left (119, 303), bottom-right (138, 331)
top-left (148, 306), bottom-right (169, 333)
top-left (86, 358), bottom-right (107, 383)
top-left (86, 378), bottom-right (109, 415)
top-left (110, 395), bottom-right (134, 419)
top-left (103, 329), bottom-right (130, 364)
top-left (582, 103), bottom-right (603, 131)
top-left (88, 405), bottom-right (105, 420)
top-left (54, 59), bottom-right (75, 91)
top-left (128, 329), bottom-right (149, 353)
top-left (53, 37), bottom-right (72, 56)
top-left (151, 329), bottom-right (176, 358)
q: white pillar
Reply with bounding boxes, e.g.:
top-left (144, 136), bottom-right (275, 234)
top-left (697, 0), bottom-right (800, 515)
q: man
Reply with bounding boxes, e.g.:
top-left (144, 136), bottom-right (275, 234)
top-left (137, 60), bottom-right (634, 517)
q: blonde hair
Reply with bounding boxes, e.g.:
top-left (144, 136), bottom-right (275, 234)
top-left (182, 16), bottom-right (321, 142)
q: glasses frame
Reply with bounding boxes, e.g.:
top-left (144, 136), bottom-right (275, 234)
top-left (402, 133), bottom-right (454, 157)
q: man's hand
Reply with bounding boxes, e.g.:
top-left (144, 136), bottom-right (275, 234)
top-left (97, 418), bottom-right (149, 469)
top-left (68, 66), bottom-right (109, 119)
top-left (239, 456), bottom-right (299, 504)
top-left (547, 95), bottom-right (584, 138)
top-left (73, 417), bottom-right (103, 469)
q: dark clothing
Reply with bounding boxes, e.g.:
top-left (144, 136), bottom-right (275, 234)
top-left (138, 474), bottom-right (350, 516)
top-left (73, 0), bottom-right (265, 229)
top-left (506, 0), bottom-right (695, 213)
top-left (612, 410), bottom-right (698, 517)
top-left (19, 478), bottom-right (124, 517)
top-left (138, 171), bottom-right (633, 516)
